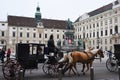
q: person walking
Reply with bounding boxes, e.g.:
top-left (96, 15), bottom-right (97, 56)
top-left (7, 48), bottom-right (11, 60)
top-left (1, 48), bottom-right (6, 63)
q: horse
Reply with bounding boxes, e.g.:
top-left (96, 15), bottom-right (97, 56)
top-left (59, 48), bottom-right (104, 75)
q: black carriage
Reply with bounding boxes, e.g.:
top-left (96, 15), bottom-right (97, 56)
top-left (2, 43), bottom-right (65, 79)
top-left (106, 44), bottom-right (120, 72)
top-left (2, 43), bottom-right (47, 80)
top-left (16, 43), bottom-right (46, 69)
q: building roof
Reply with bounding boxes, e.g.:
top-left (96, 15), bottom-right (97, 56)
top-left (8, 15), bottom-right (67, 29)
top-left (88, 3), bottom-right (113, 17)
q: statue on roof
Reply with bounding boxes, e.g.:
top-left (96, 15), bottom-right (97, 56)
top-left (67, 18), bottom-right (73, 29)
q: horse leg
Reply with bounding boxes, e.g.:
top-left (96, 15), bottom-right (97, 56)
top-left (68, 64), bottom-right (76, 76)
top-left (85, 63), bottom-right (90, 73)
top-left (70, 65), bottom-right (76, 75)
top-left (72, 63), bottom-right (80, 76)
top-left (68, 64), bottom-right (72, 76)
top-left (82, 63), bottom-right (87, 75)
top-left (81, 63), bottom-right (85, 72)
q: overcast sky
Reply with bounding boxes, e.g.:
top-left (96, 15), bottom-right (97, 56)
top-left (0, 0), bottom-right (115, 22)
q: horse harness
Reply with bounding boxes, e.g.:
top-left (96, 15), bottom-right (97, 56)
top-left (83, 51), bottom-right (95, 60)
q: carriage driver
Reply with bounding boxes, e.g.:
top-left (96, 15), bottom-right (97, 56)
top-left (47, 34), bottom-right (59, 57)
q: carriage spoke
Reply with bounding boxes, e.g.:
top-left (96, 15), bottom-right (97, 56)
top-left (106, 57), bottom-right (118, 72)
top-left (2, 59), bottom-right (22, 80)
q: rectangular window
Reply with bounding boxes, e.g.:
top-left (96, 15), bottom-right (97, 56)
top-left (97, 23), bottom-right (99, 27)
top-left (57, 34), bottom-right (59, 39)
top-left (33, 33), bottom-right (36, 38)
top-left (27, 33), bottom-right (29, 38)
top-left (101, 31), bottom-right (103, 36)
top-left (1, 40), bottom-right (4, 44)
top-left (90, 33), bottom-right (91, 38)
top-left (97, 32), bottom-right (99, 37)
top-left (13, 32), bottom-right (15, 37)
top-left (93, 40), bottom-right (94, 45)
top-left (105, 39), bottom-right (107, 44)
top-left (63, 35), bottom-right (64, 39)
top-left (110, 29), bottom-right (112, 34)
top-left (1, 31), bottom-right (4, 37)
top-left (45, 34), bottom-right (47, 38)
top-left (39, 33), bottom-right (41, 38)
top-left (115, 17), bottom-right (117, 23)
top-left (105, 20), bottom-right (107, 25)
top-left (20, 32), bottom-right (22, 37)
top-left (110, 18), bottom-right (112, 24)
top-left (105, 30), bottom-right (107, 36)
top-left (110, 39), bottom-right (112, 44)
top-left (93, 32), bottom-right (95, 37)
top-left (101, 39), bottom-right (103, 44)
top-left (101, 21), bottom-right (103, 26)
top-left (115, 39), bottom-right (117, 43)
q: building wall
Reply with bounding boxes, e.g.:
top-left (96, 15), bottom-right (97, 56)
top-left (0, 21), bottom-right (8, 50)
top-left (73, 3), bottom-right (120, 52)
top-left (0, 24), bottom-right (66, 53)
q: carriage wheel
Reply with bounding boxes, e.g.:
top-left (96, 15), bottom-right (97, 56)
top-left (47, 64), bottom-right (59, 77)
top-left (106, 57), bottom-right (118, 72)
top-left (42, 61), bottom-right (50, 75)
top-left (42, 61), bottom-right (59, 77)
top-left (2, 59), bottom-right (22, 80)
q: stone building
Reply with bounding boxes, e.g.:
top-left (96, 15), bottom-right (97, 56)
top-left (0, 6), bottom-right (74, 53)
top-left (73, 0), bottom-right (120, 51)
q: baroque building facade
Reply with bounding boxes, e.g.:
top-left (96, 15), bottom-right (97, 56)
top-left (0, 6), bottom-right (74, 53)
top-left (73, 0), bottom-right (120, 51)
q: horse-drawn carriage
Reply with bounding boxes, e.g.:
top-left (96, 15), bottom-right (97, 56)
top-left (106, 44), bottom-right (120, 72)
top-left (2, 43), bottom-right (105, 79)
top-left (2, 43), bottom-right (64, 80)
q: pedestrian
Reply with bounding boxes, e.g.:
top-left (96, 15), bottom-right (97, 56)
top-left (105, 50), bottom-right (112, 58)
top-left (1, 48), bottom-right (6, 63)
top-left (7, 48), bottom-right (11, 60)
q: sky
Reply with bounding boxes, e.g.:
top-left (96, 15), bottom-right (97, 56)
top-left (0, 0), bottom-right (115, 22)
